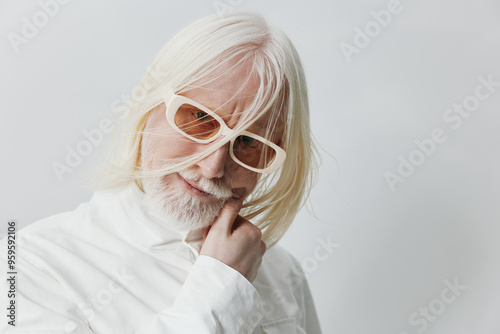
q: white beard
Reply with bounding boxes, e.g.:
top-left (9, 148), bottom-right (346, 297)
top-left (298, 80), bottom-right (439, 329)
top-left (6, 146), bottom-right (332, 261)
top-left (141, 169), bottom-right (234, 232)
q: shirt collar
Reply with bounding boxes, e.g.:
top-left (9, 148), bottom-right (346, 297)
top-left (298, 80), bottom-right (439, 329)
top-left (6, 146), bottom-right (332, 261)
top-left (92, 182), bottom-right (205, 253)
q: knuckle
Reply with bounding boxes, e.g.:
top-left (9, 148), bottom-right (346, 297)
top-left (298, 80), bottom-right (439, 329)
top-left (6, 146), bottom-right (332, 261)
top-left (260, 241), bottom-right (267, 254)
top-left (249, 226), bottom-right (262, 241)
top-left (237, 220), bottom-right (262, 242)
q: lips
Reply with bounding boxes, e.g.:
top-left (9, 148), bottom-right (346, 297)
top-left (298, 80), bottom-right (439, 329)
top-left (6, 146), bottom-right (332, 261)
top-left (178, 173), bottom-right (213, 197)
top-left (176, 173), bottom-right (242, 199)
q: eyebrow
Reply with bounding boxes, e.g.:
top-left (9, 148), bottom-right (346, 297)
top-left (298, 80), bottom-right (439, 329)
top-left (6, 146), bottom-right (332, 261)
top-left (193, 96), bottom-right (273, 136)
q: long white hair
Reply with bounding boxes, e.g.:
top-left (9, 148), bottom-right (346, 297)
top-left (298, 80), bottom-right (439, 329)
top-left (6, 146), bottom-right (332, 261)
top-left (95, 11), bottom-right (319, 248)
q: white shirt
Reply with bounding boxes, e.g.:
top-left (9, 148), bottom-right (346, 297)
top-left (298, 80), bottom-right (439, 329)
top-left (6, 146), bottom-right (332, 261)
top-left (0, 183), bottom-right (322, 333)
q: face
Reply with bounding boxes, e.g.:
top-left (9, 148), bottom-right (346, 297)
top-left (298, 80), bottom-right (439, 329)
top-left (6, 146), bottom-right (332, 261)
top-left (139, 63), bottom-right (284, 231)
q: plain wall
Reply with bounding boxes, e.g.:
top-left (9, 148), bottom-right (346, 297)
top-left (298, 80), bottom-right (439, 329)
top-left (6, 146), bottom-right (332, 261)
top-left (1, 0), bottom-right (500, 333)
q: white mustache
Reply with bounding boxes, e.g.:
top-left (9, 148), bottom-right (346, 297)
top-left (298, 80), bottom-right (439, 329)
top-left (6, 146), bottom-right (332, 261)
top-left (178, 169), bottom-right (234, 199)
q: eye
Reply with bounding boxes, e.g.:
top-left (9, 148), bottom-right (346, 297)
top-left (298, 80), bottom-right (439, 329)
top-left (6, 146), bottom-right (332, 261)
top-left (195, 111), bottom-right (209, 121)
top-left (239, 135), bottom-right (255, 147)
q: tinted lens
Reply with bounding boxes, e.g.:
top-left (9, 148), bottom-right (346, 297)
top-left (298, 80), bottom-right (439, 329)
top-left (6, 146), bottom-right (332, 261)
top-left (232, 135), bottom-right (277, 169)
top-left (174, 103), bottom-right (221, 140)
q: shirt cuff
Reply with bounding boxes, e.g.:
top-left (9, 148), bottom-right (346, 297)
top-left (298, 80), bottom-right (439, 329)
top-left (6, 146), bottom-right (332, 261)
top-left (173, 255), bottom-right (264, 333)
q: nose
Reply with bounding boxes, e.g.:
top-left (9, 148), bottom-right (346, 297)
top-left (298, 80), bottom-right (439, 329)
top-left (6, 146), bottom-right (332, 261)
top-left (196, 142), bottom-right (230, 179)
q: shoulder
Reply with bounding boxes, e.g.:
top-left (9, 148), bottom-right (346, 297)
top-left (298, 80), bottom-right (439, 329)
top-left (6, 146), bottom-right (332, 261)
top-left (0, 189), bottom-right (130, 282)
top-left (263, 245), bottom-right (300, 270)
top-left (253, 244), bottom-right (317, 330)
top-left (8, 188), bottom-right (121, 247)
top-left (262, 244), bottom-right (302, 273)
top-left (15, 196), bottom-right (95, 242)
top-left (255, 243), bottom-right (306, 294)
top-left (0, 194), bottom-right (103, 269)
top-left (18, 201), bottom-right (90, 236)
top-left (1, 199), bottom-right (88, 248)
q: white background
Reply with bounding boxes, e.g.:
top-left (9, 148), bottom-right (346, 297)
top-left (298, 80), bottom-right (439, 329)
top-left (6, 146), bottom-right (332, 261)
top-left (1, 0), bottom-right (500, 333)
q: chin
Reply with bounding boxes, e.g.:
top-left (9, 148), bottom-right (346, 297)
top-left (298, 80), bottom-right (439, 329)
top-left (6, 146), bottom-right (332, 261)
top-left (142, 175), bottom-right (225, 232)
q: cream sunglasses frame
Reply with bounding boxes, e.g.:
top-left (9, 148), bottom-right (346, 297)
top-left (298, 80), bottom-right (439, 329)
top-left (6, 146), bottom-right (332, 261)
top-left (165, 94), bottom-right (286, 174)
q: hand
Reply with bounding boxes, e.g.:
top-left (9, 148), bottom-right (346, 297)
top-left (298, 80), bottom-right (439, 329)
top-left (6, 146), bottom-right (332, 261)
top-left (200, 198), bottom-right (266, 282)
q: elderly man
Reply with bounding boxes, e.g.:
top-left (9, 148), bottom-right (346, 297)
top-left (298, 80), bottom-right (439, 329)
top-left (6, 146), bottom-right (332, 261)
top-left (1, 12), bottom-right (321, 333)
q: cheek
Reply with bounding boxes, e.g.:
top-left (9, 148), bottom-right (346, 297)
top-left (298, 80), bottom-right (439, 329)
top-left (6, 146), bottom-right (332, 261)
top-left (143, 133), bottom-right (198, 167)
top-left (141, 110), bottom-right (198, 168)
top-left (230, 168), bottom-right (258, 192)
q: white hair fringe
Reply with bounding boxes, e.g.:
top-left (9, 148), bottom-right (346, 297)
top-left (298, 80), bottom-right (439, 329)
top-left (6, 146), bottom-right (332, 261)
top-left (91, 11), bottom-right (319, 248)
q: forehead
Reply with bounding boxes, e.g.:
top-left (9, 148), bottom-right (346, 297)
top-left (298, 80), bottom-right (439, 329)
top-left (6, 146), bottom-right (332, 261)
top-left (179, 63), bottom-right (279, 132)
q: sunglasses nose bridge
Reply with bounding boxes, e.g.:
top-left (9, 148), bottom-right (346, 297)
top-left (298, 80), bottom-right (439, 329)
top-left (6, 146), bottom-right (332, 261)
top-left (207, 126), bottom-right (244, 169)
top-left (216, 122), bottom-right (236, 140)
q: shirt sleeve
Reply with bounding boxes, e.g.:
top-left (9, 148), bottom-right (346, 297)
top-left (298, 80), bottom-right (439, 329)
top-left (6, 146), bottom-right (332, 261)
top-left (300, 274), bottom-right (322, 334)
top-left (0, 245), bottom-right (94, 333)
top-left (1, 248), bottom-right (264, 334)
top-left (136, 255), bottom-right (265, 334)
top-left (289, 254), bottom-right (323, 334)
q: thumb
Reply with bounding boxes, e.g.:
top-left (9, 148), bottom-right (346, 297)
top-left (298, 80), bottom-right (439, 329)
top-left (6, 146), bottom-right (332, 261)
top-left (210, 198), bottom-right (243, 234)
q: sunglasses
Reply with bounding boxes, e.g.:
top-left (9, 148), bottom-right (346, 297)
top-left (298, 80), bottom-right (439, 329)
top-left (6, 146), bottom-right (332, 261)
top-left (165, 94), bottom-right (286, 174)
